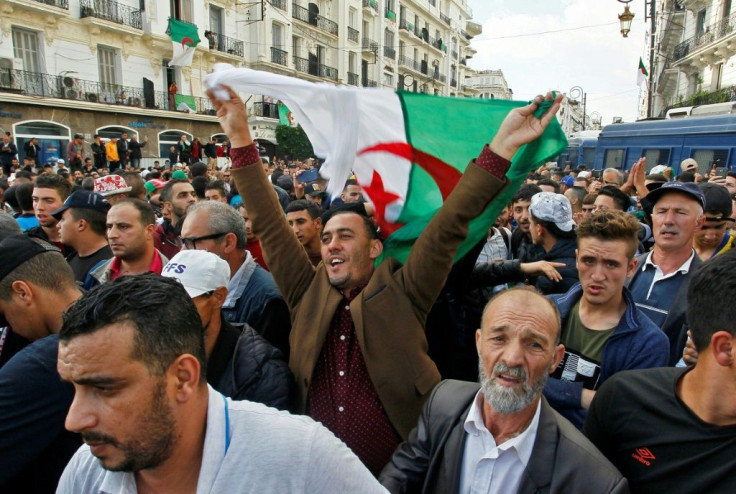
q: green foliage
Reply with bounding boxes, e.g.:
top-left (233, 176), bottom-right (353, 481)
top-left (275, 125), bottom-right (314, 159)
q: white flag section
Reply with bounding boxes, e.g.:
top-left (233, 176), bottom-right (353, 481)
top-left (169, 43), bottom-right (197, 67)
top-left (205, 64), bottom-right (410, 216)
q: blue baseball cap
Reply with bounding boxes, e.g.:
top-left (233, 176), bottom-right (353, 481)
top-left (560, 175), bottom-right (575, 187)
top-left (646, 181), bottom-right (705, 209)
top-left (51, 190), bottom-right (111, 220)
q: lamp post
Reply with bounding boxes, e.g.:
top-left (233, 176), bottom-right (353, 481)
top-left (570, 86), bottom-right (586, 131)
top-left (618, 0), bottom-right (656, 118)
top-left (400, 73), bottom-right (414, 91)
top-left (591, 111), bottom-right (602, 129)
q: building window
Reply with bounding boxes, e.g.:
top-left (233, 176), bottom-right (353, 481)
top-left (696, 9), bottom-right (707, 36)
top-left (170, 0), bottom-right (192, 23)
top-left (12, 28), bottom-right (41, 73)
top-left (273, 23), bottom-right (283, 49)
top-left (13, 120), bottom-right (71, 165)
top-left (98, 46), bottom-right (118, 89)
top-left (383, 72), bottom-right (394, 87)
top-left (97, 126), bottom-right (138, 143)
top-left (158, 130), bottom-right (193, 159)
top-left (209, 5), bottom-right (224, 34)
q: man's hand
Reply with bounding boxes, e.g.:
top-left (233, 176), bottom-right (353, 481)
top-left (206, 85), bottom-right (254, 148)
top-left (520, 261), bottom-right (565, 282)
top-left (682, 330), bottom-right (698, 366)
top-left (490, 92), bottom-right (564, 161)
top-left (293, 170), bottom-right (306, 199)
top-left (630, 157), bottom-right (648, 198)
top-left (581, 389), bottom-right (596, 410)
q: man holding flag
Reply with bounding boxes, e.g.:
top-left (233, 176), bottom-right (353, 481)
top-left (208, 83), bottom-right (563, 474)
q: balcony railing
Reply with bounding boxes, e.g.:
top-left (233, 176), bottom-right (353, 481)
top-left (348, 26), bottom-right (359, 43)
top-left (271, 47), bottom-right (288, 66)
top-left (674, 11), bottom-right (736, 61)
top-left (253, 102), bottom-right (279, 119)
top-left (450, 79), bottom-right (457, 88)
top-left (451, 49), bottom-right (458, 59)
top-left (461, 29), bottom-right (471, 40)
top-left (362, 37), bottom-right (379, 51)
top-left (385, 8), bottom-right (396, 21)
top-left (363, 79), bottom-right (378, 87)
top-left (440, 12), bottom-right (450, 25)
top-left (270, 0), bottom-right (287, 10)
top-left (0, 68), bottom-right (215, 115)
top-left (664, 85), bottom-right (736, 111)
top-left (80, 0), bottom-right (142, 29)
top-left (384, 46), bottom-right (396, 59)
top-left (292, 3), bottom-right (338, 36)
top-left (293, 56), bottom-right (338, 81)
top-left (206, 31), bottom-right (244, 57)
top-left (362, 0), bottom-right (378, 9)
top-left (348, 72), bottom-right (359, 86)
top-left (30, 0), bottom-right (69, 9)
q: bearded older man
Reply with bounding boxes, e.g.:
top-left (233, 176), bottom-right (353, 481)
top-left (379, 287), bottom-right (628, 494)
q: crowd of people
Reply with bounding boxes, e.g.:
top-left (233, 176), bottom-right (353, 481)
top-left (0, 88), bottom-right (735, 493)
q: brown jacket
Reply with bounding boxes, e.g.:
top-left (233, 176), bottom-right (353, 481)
top-left (233, 159), bottom-right (507, 438)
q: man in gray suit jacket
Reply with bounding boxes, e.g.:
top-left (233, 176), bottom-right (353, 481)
top-left (379, 287), bottom-right (628, 494)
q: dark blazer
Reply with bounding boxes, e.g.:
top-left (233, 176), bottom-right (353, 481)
top-left (233, 158), bottom-right (508, 438)
top-left (379, 380), bottom-right (629, 494)
top-left (627, 252), bottom-right (702, 365)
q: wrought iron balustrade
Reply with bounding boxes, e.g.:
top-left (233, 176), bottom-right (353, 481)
top-left (31, 0), bottom-right (69, 9)
top-left (270, 0), bottom-right (287, 10)
top-left (384, 46), bottom-right (396, 59)
top-left (80, 0), bottom-right (142, 29)
top-left (348, 27), bottom-right (359, 43)
top-left (348, 72), bottom-right (359, 86)
top-left (253, 102), bottom-right (279, 119)
top-left (271, 47), bottom-right (288, 66)
top-left (292, 3), bottom-right (338, 35)
top-left (206, 31), bottom-right (244, 57)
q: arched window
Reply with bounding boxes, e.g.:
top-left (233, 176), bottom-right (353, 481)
top-left (158, 130), bottom-right (193, 158)
top-left (96, 125), bottom-right (138, 143)
top-left (13, 120), bottom-right (71, 165)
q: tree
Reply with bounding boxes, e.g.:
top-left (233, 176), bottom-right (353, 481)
top-left (275, 125), bottom-right (314, 160)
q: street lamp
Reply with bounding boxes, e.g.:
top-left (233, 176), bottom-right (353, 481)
top-left (618, 1), bottom-right (635, 38)
top-left (590, 111), bottom-right (602, 129)
top-left (569, 86), bottom-right (586, 131)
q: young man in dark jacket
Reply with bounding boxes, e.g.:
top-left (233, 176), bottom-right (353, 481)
top-left (545, 210), bottom-right (668, 428)
top-left (162, 250), bottom-right (293, 410)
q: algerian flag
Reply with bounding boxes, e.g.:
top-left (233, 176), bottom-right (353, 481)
top-left (278, 103), bottom-right (295, 126)
top-left (205, 65), bottom-right (567, 264)
top-left (169, 19), bottom-right (200, 67)
top-left (638, 57), bottom-right (649, 87)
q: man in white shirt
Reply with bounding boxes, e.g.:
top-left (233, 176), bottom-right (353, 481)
top-left (379, 287), bottom-right (627, 494)
top-left (56, 274), bottom-right (386, 494)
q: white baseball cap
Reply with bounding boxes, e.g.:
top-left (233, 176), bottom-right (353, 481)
top-left (530, 192), bottom-right (576, 232)
top-left (161, 250), bottom-right (230, 298)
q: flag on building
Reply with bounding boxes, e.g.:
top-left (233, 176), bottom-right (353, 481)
top-left (278, 103), bottom-right (295, 126)
top-left (168, 19), bottom-right (200, 67)
top-left (205, 66), bottom-right (567, 264)
top-left (638, 57), bottom-right (649, 86)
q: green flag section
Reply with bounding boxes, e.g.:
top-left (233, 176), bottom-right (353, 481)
top-left (375, 93), bottom-right (567, 265)
top-left (168, 19), bottom-right (200, 67)
top-left (637, 57), bottom-right (648, 87)
top-left (174, 94), bottom-right (196, 112)
top-left (278, 103), bottom-right (293, 126)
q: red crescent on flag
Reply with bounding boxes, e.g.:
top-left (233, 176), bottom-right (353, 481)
top-left (181, 37), bottom-right (194, 48)
top-left (358, 142), bottom-right (462, 200)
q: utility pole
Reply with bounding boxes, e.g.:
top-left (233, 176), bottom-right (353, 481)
top-left (646, 0), bottom-right (656, 118)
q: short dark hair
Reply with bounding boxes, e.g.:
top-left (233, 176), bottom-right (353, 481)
top-left (112, 198), bottom-right (156, 228)
top-left (15, 182), bottom-right (35, 211)
top-left (69, 208), bottom-right (108, 236)
top-left (190, 162), bottom-right (208, 178)
top-left (567, 186), bottom-right (587, 204)
top-left (677, 171), bottom-right (695, 183)
top-left (0, 250), bottom-right (76, 300)
top-left (34, 173), bottom-right (72, 201)
top-left (343, 178), bottom-right (358, 191)
top-left (284, 199), bottom-right (321, 219)
top-left (191, 176), bottom-right (208, 200)
top-left (576, 209), bottom-right (640, 259)
top-left (60, 274), bottom-right (206, 380)
top-left (204, 179), bottom-right (227, 198)
top-left (687, 249), bottom-right (736, 353)
top-left (0, 212), bottom-right (21, 240)
top-left (322, 208), bottom-right (379, 241)
top-left (512, 184), bottom-right (542, 204)
top-left (120, 171), bottom-right (146, 199)
top-left (597, 185), bottom-right (631, 211)
top-left (160, 179), bottom-right (191, 204)
top-left (536, 178), bottom-right (561, 194)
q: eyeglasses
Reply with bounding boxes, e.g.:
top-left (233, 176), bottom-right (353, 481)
top-left (181, 232), bottom-right (227, 250)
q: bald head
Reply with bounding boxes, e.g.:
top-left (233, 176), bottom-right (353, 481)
top-left (481, 287), bottom-right (561, 344)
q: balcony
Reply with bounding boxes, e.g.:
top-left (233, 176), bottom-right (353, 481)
top-left (271, 47), bottom-right (288, 66)
top-left (362, 0), bottom-right (378, 10)
top-left (399, 55), bottom-right (416, 70)
top-left (292, 3), bottom-right (338, 36)
top-left (451, 49), bottom-right (458, 59)
top-left (384, 46), bottom-right (396, 59)
top-left (8, 0), bottom-right (69, 14)
top-left (80, 0), bottom-right (141, 30)
top-left (348, 27), bottom-right (359, 43)
top-left (293, 56), bottom-right (338, 81)
top-left (673, 10), bottom-right (736, 63)
top-left (0, 68), bottom-right (215, 115)
top-left (270, 0), bottom-right (287, 10)
top-left (363, 79), bottom-right (378, 87)
top-left (253, 102), bottom-right (279, 119)
top-left (461, 29), bottom-right (472, 40)
top-left (440, 12), bottom-right (450, 25)
top-left (348, 72), bottom-right (359, 86)
top-left (664, 85), bottom-right (736, 112)
top-left (362, 37), bottom-right (379, 51)
top-left (205, 31), bottom-right (244, 58)
top-left (450, 78), bottom-right (457, 88)
top-left (385, 8), bottom-right (396, 22)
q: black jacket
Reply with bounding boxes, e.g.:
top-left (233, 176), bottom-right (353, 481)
top-left (128, 139), bottom-right (147, 160)
top-left (207, 319), bottom-right (294, 411)
top-left (471, 235), bottom-right (578, 295)
top-left (379, 380), bottom-right (628, 494)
